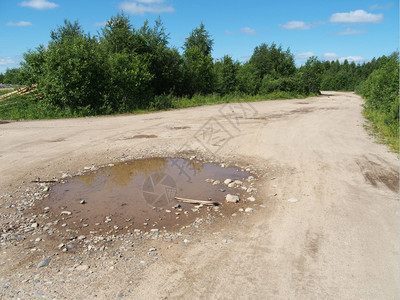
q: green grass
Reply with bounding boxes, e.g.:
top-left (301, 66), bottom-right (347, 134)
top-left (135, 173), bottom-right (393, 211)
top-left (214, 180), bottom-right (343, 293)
top-left (0, 94), bottom-right (84, 120)
top-left (0, 91), bottom-right (316, 121)
top-left (152, 91), bottom-right (314, 111)
top-left (362, 109), bottom-right (399, 152)
top-left (0, 89), bottom-right (14, 96)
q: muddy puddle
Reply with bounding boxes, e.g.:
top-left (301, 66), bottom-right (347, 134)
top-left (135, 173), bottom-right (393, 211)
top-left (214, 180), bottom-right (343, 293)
top-left (38, 158), bottom-right (254, 235)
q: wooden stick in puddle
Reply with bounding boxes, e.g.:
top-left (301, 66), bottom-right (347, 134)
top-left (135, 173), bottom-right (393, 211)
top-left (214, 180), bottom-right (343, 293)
top-left (174, 197), bottom-right (219, 206)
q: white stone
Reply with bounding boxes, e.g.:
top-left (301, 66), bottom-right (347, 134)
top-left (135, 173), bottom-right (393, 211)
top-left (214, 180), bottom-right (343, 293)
top-left (226, 194), bottom-right (240, 203)
top-left (288, 198), bottom-right (299, 203)
top-left (224, 179), bottom-right (233, 185)
top-left (76, 265), bottom-right (89, 271)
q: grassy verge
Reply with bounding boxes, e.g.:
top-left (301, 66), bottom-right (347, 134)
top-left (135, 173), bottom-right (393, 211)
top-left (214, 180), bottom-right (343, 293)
top-left (362, 108), bottom-right (399, 152)
top-left (0, 89), bottom-right (14, 96)
top-left (0, 91), bottom-right (315, 121)
top-left (0, 95), bottom-right (85, 120)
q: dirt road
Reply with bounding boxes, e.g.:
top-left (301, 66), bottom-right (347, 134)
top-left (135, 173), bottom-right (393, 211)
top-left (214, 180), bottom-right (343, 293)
top-left (0, 92), bottom-right (398, 299)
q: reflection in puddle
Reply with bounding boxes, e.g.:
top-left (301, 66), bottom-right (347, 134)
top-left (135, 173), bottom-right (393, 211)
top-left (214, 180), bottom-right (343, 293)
top-left (40, 158), bottom-right (252, 234)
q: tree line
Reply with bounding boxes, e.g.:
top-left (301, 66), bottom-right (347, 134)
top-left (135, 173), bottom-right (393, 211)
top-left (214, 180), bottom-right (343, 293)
top-left (1, 14), bottom-right (322, 115)
top-left (0, 14), bottom-right (398, 132)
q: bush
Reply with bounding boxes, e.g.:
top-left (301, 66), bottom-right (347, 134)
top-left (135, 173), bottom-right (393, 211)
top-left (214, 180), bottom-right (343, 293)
top-left (358, 52), bottom-right (399, 150)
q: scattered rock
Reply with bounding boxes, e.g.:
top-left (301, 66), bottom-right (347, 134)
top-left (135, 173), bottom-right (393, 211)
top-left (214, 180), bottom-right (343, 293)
top-left (233, 180), bottom-right (243, 186)
top-left (288, 198), bottom-right (298, 203)
top-left (148, 247), bottom-right (156, 252)
top-left (224, 179), bottom-right (233, 185)
top-left (79, 200), bottom-right (86, 204)
top-left (76, 265), bottom-right (89, 271)
top-left (61, 211), bottom-right (72, 216)
top-left (247, 187), bottom-right (257, 193)
top-left (247, 196), bottom-right (256, 202)
top-left (226, 194), bottom-right (240, 203)
top-left (212, 180), bottom-right (221, 185)
top-left (37, 257), bottom-right (51, 268)
top-left (245, 207), bottom-right (253, 213)
top-left (31, 223), bottom-right (39, 229)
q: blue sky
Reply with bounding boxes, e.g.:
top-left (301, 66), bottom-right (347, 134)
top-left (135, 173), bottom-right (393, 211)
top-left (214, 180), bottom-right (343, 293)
top-left (0, 0), bottom-right (398, 73)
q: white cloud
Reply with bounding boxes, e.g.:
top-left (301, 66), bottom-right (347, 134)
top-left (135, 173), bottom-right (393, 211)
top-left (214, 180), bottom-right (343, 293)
top-left (19, 0), bottom-right (59, 10)
top-left (370, 3), bottom-right (394, 10)
top-left (339, 56), bottom-right (365, 63)
top-left (329, 10), bottom-right (383, 24)
top-left (322, 53), bottom-right (339, 61)
top-left (224, 30), bottom-right (235, 35)
top-left (93, 21), bottom-right (107, 27)
top-left (0, 57), bottom-right (17, 66)
top-left (321, 53), bottom-right (365, 63)
top-left (281, 21), bottom-right (311, 30)
top-left (0, 56), bottom-right (23, 73)
top-left (295, 52), bottom-right (314, 59)
top-left (6, 21), bottom-right (33, 27)
top-left (118, 0), bottom-right (174, 15)
top-left (239, 27), bottom-right (257, 35)
top-left (333, 28), bottom-right (366, 35)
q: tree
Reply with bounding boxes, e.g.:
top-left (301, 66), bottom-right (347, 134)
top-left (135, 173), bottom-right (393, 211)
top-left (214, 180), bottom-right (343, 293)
top-left (183, 22), bottom-right (213, 56)
top-left (183, 46), bottom-right (214, 95)
top-left (101, 13), bottom-right (134, 54)
top-left (236, 62), bottom-right (260, 95)
top-left (182, 23), bottom-right (215, 95)
top-left (249, 43), bottom-right (296, 80)
top-left (136, 18), bottom-right (182, 96)
top-left (20, 45), bottom-right (47, 86)
top-left (40, 20), bottom-right (107, 112)
top-left (300, 56), bottom-right (323, 94)
top-left (3, 68), bottom-right (24, 84)
top-left (215, 55), bottom-right (239, 95)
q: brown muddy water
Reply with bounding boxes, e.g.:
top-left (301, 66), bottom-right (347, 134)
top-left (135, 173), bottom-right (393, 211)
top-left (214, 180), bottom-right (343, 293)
top-left (39, 158), bottom-right (253, 235)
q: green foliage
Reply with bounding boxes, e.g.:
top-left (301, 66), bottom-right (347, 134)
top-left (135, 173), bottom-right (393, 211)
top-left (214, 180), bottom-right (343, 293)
top-left (236, 63), bottom-right (260, 95)
top-left (20, 45), bottom-right (47, 86)
top-left (249, 43), bottom-right (296, 80)
top-left (215, 55), bottom-right (239, 95)
top-left (40, 22), bottom-right (106, 113)
top-left (183, 22), bottom-right (213, 56)
top-left (182, 23), bottom-right (215, 96)
top-left (358, 52), bottom-right (399, 151)
top-left (10, 15), bottom-right (358, 121)
top-left (259, 74), bottom-right (305, 95)
top-left (300, 56), bottom-right (323, 94)
top-left (3, 68), bottom-right (24, 84)
top-left (101, 13), bottom-right (135, 54)
top-left (183, 46), bottom-right (215, 96)
top-left (105, 52), bottom-right (153, 111)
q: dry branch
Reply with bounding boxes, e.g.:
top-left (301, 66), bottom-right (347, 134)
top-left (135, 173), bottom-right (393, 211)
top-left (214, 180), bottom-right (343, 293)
top-left (174, 197), bottom-right (219, 206)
